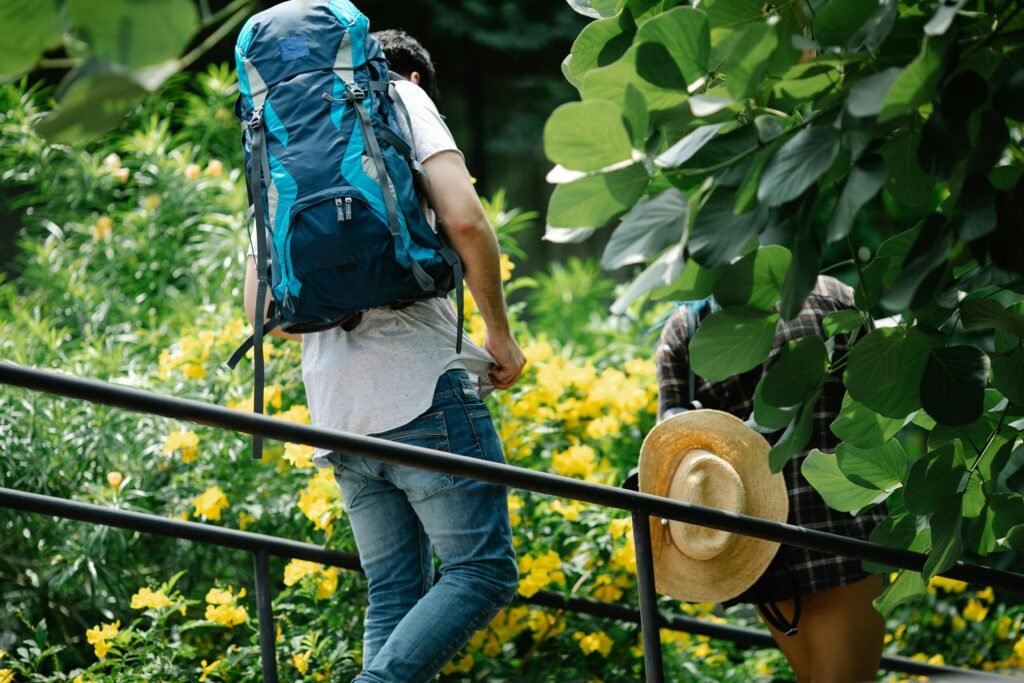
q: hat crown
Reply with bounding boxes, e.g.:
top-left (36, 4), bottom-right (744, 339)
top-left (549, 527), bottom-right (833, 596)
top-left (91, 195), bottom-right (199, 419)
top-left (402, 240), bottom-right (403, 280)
top-left (666, 449), bottom-right (746, 561)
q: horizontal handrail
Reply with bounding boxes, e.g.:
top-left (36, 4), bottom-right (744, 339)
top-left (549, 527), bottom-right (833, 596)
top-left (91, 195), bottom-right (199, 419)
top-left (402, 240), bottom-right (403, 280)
top-left (2, 362), bottom-right (1022, 593)
top-left (0, 486), bottom-right (1014, 681)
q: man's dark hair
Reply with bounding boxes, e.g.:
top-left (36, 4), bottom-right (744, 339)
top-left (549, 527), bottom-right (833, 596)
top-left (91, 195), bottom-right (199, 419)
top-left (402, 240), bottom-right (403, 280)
top-left (372, 29), bottom-right (437, 101)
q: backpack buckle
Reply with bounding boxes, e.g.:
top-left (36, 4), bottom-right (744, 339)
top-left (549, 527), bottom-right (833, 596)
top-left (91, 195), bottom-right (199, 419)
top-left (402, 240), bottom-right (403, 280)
top-left (342, 84), bottom-right (366, 102)
top-left (247, 107), bottom-right (264, 131)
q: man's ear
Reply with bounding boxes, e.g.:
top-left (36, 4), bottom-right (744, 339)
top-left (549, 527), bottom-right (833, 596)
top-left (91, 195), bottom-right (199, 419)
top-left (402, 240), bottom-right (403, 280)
top-left (409, 71), bottom-right (421, 86)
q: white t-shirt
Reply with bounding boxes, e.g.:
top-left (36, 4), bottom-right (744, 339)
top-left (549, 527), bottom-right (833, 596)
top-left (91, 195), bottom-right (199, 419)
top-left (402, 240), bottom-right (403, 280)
top-left (291, 80), bottom-right (494, 465)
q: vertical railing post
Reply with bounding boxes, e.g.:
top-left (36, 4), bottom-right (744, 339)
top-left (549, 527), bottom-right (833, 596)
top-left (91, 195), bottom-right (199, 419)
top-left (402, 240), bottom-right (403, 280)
top-left (624, 474), bottom-right (665, 683)
top-left (253, 548), bottom-right (279, 683)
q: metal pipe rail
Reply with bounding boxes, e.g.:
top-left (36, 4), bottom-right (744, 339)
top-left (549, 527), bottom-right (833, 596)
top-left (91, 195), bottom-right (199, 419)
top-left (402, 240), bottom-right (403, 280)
top-left (2, 362), bottom-right (1022, 682)
top-left (0, 487), bottom-right (1014, 681)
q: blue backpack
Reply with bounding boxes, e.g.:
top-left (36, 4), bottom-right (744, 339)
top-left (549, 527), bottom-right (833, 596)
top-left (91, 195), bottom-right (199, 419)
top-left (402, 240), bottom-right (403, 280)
top-left (228, 0), bottom-right (464, 458)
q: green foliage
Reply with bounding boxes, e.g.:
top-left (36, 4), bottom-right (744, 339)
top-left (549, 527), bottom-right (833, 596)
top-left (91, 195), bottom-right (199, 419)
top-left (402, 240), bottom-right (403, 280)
top-left (549, 0), bottom-right (1024, 615)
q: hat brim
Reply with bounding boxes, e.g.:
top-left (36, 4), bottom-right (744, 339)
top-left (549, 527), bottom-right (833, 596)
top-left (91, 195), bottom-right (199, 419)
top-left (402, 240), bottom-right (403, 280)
top-left (638, 410), bottom-right (788, 603)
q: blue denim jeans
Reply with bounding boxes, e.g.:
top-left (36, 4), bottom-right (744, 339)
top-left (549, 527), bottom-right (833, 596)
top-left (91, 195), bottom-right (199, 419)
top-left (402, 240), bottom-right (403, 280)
top-left (326, 370), bottom-right (518, 683)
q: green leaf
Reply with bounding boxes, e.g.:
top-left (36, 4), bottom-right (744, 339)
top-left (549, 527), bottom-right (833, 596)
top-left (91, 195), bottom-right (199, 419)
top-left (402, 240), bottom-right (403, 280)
top-left (875, 571), bottom-right (926, 616)
top-left (991, 349), bottom-right (1024, 406)
top-left (712, 245), bottom-right (791, 310)
top-left (951, 175), bottom-right (998, 241)
top-left (685, 124), bottom-right (759, 174)
top-left (923, 502), bottom-right (963, 580)
top-left (960, 299), bottom-right (1024, 338)
top-left (701, 0), bottom-right (765, 30)
top-left (753, 378), bottom-right (797, 430)
top-left (836, 440), bottom-right (907, 491)
top-left (846, 68), bottom-right (903, 118)
top-left (830, 393), bottom-right (906, 449)
top-left (70, 0), bottom-right (198, 69)
top-left (970, 492), bottom-right (1024, 553)
top-left (924, 0), bottom-right (967, 36)
top-left (920, 346), bottom-right (991, 427)
top-left (654, 124), bottom-right (723, 169)
top-left (652, 258), bottom-right (718, 300)
top-left (567, 13), bottom-right (636, 82)
top-left (779, 225), bottom-right (821, 320)
top-left (545, 100), bottom-right (634, 172)
top-left (827, 154), bottom-right (887, 243)
top-left (903, 440), bottom-right (967, 515)
top-left (636, 6), bottom-right (710, 84)
top-left (823, 310), bottom-right (865, 338)
top-left (611, 243), bottom-right (685, 314)
top-left (865, 514), bottom-right (930, 574)
top-left (688, 189), bottom-right (769, 267)
top-left (566, 0), bottom-right (620, 18)
top-left (547, 164), bottom-right (650, 228)
top-left (735, 143), bottom-right (779, 214)
top-left (602, 189), bottom-right (688, 270)
top-left (622, 83), bottom-right (650, 147)
top-left (1004, 524), bottom-right (1024, 550)
top-left (721, 22), bottom-right (778, 101)
top-left (583, 45), bottom-right (687, 112)
top-left (814, 0), bottom-right (880, 48)
top-left (769, 392), bottom-right (819, 472)
top-left (761, 336), bottom-right (828, 408)
top-left (758, 127), bottom-right (841, 207)
top-left (847, 327), bottom-right (943, 420)
top-left (878, 37), bottom-right (948, 124)
top-left (0, 0), bottom-right (64, 78)
top-left (848, 0), bottom-right (898, 53)
top-left (802, 449), bottom-right (889, 513)
top-left (881, 131), bottom-right (935, 207)
top-left (962, 473), bottom-right (985, 519)
top-left (635, 41), bottom-right (688, 91)
top-left (689, 307), bottom-right (780, 381)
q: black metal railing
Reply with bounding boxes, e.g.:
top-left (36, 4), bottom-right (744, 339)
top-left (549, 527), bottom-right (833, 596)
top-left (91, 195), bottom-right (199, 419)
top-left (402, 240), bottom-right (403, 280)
top-left (1, 362), bottom-right (1021, 682)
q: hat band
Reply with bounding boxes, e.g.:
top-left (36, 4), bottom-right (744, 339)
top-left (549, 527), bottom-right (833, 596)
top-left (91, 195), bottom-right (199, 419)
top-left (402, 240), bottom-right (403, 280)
top-left (666, 450), bottom-right (747, 561)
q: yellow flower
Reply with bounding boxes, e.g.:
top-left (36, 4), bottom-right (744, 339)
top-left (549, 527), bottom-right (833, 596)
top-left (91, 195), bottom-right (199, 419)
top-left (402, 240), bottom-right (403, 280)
top-left (609, 517), bottom-right (632, 539)
top-left (1014, 635), bottom-right (1024, 660)
top-left (194, 486), bottom-right (229, 521)
top-left (206, 586), bottom-right (245, 605)
top-left (92, 215), bottom-right (113, 241)
top-left (277, 404), bottom-right (311, 424)
top-left (584, 414), bottom-right (621, 441)
top-left (185, 163), bottom-right (201, 180)
top-left (291, 650), bottom-right (312, 675)
top-left (284, 559), bottom-right (322, 587)
top-left (264, 384), bottom-right (284, 410)
top-left (929, 576), bottom-right (967, 594)
top-left (0, 669), bottom-right (12, 683)
top-left (522, 339), bottom-right (553, 364)
top-left (284, 443), bottom-right (315, 468)
top-left (499, 253), bottom-right (515, 282)
top-left (130, 587), bottom-right (173, 610)
top-left (113, 167), bottom-right (130, 183)
top-left (507, 495), bottom-right (524, 526)
top-left (206, 603), bottom-right (248, 627)
top-left (610, 534), bottom-right (637, 574)
top-left (297, 469), bottom-right (342, 533)
top-left (442, 654), bottom-right (475, 675)
top-left (692, 642), bottom-right (713, 658)
top-left (199, 658), bottom-right (220, 681)
top-left (551, 444), bottom-right (597, 480)
top-left (549, 499), bottom-right (581, 521)
top-left (315, 567), bottom-right (339, 599)
top-left (141, 193), bottom-right (162, 210)
top-left (996, 615), bottom-right (1012, 639)
top-left (575, 630), bottom-right (613, 656)
top-left (952, 615), bottom-right (967, 631)
top-left (163, 430), bottom-right (200, 463)
top-left (592, 574), bottom-right (623, 602)
top-left (205, 159), bottom-right (224, 176)
top-left (238, 511), bottom-right (256, 530)
top-left (102, 153), bottom-right (122, 170)
top-left (976, 586), bottom-right (995, 603)
top-left (106, 471), bottom-right (123, 490)
top-left (85, 620), bottom-right (120, 660)
top-left (963, 598), bottom-right (989, 622)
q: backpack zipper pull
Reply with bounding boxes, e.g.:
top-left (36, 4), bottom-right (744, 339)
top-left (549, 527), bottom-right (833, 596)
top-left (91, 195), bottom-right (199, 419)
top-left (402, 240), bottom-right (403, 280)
top-left (335, 197), bottom-right (346, 222)
top-left (345, 196), bottom-right (353, 221)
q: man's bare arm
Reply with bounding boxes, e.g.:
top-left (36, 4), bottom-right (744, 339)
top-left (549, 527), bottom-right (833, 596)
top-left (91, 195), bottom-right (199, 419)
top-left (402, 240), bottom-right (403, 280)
top-left (422, 150), bottom-right (525, 389)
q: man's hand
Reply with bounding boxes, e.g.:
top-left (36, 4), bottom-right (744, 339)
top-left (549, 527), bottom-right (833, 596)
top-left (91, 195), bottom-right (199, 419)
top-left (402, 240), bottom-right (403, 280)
top-left (485, 332), bottom-right (526, 390)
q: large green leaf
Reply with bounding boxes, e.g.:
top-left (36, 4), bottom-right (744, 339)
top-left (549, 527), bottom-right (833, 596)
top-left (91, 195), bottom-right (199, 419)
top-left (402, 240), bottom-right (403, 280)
top-left (583, 44), bottom-right (687, 112)
top-left (566, 0), bottom-right (620, 18)
top-left (601, 189), bottom-right (688, 270)
top-left (802, 449), bottom-right (889, 513)
top-left (635, 41), bottom-right (688, 91)
top-left (920, 345), bottom-right (991, 427)
top-left (865, 514), bottom-right (930, 574)
top-left (635, 6), bottom-right (710, 84)
top-left (970, 493), bottom-right (1024, 554)
top-left (881, 131), bottom-right (935, 207)
top-left (878, 36), bottom-right (948, 123)
top-left (547, 164), bottom-right (650, 228)
top-left (960, 299), bottom-right (1024, 338)
top-left (769, 391), bottom-right (819, 472)
top-left (846, 68), bottom-right (903, 118)
top-left (836, 440), bottom-right (907, 491)
top-left (684, 124), bottom-right (759, 174)
top-left (711, 245), bottom-right (791, 310)
top-left (923, 502), bottom-right (963, 580)
top-left (827, 155), bottom-right (887, 243)
top-left (566, 13), bottom-right (636, 82)
top-left (883, 216), bottom-right (954, 312)
top-left (651, 258), bottom-right (717, 300)
top-left (753, 378), bottom-right (797, 430)
top-left (846, 326), bottom-right (942, 419)
top-left (761, 336), bottom-right (828, 408)
top-left (610, 243), bottom-right (686, 314)
top-left (903, 440), bottom-right (967, 515)
top-left (991, 348), bottom-right (1024, 406)
top-left (822, 310), bottom-right (865, 338)
top-left (0, 0), bottom-right (65, 78)
top-left (779, 225), bottom-right (822, 321)
top-left (701, 0), bottom-right (765, 30)
top-left (545, 100), bottom-right (634, 172)
top-left (622, 82), bottom-right (650, 147)
top-left (848, 0), bottom-right (898, 53)
top-left (758, 127), bottom-right (841, 207)
top-left (688, 189), bottom-right (768, 267)
top-left (814, 0), bottom-right (880, 48)
top-left (654, 124), bottom-right (723, 169)
top-left (830, 393), bottom-right (906, 449)
top-left (689, 307), bottom-right (780, 381)
top-left (924, 0), bottom-right (967, 36)
top-left (69, 0), bottom-right (198, 68)
top-left (875, 570), bottom-right (926, 616)
top-left (721, 21), bottom-right (778, 101)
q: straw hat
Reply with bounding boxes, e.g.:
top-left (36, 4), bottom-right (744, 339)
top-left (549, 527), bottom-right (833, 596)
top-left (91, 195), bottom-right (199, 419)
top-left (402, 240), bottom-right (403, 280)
top-left (638, 410), bottom-right (788, 603)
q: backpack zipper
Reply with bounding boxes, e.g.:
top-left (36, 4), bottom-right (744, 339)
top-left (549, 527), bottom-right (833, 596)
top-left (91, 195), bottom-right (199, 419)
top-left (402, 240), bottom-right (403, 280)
top-left (335, 197), bottom-right (346, 222)
top-left (345, 196), bottom-right (353, 220)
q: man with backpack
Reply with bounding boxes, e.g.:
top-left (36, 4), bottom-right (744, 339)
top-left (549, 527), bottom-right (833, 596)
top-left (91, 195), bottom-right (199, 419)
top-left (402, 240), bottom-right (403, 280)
top-left (237, 4), bottom-right (524, 680)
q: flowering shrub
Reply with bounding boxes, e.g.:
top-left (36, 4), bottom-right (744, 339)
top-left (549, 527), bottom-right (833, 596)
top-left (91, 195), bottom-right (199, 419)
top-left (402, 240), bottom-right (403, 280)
top-left (1, 72), bottom-right (1022, 682)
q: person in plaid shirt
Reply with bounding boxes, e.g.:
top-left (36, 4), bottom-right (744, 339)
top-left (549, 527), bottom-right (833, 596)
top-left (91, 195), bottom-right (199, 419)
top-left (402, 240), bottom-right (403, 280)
top-left (656, 275), bottom-right (886, 683)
